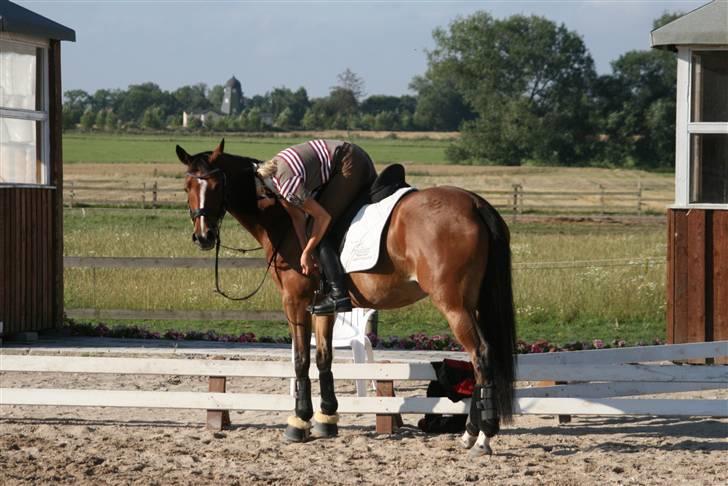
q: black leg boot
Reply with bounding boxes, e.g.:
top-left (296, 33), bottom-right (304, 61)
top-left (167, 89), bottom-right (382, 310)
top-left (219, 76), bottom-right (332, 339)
top-left (308, 237), bottom-right (353, 315)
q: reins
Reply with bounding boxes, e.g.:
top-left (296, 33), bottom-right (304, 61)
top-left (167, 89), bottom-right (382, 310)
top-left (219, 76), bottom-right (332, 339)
top-left (188, 166), bottom-right (281, 301)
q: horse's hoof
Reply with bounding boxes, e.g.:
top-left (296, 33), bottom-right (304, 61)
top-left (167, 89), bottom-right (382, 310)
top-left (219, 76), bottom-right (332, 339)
top-left (312, 421), bottom-right (338, 438)
top-left (311, 411), bottom-right (339, 438)
top-left (460, 431), bottom-right (478, 449)
top-left (283, 424), bottom-right (311, 442)
top-left (467, 432), bottom-right (493, 456)
top-left (283, 416), bottom-right (311, 443)
top-left (468, 443), bottom-right (493, 457)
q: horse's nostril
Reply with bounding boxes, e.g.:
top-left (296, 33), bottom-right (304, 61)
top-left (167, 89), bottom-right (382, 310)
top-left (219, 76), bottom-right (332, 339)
top-left (206, 230), bottom-right (215, 241)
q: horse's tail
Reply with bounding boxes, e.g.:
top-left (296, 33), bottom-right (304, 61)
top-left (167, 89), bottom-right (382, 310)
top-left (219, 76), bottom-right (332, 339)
top-left (475, 198), bottom-right (517, 423)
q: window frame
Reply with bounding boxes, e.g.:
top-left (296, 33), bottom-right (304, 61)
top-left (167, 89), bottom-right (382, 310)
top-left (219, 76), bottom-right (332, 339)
top-left (673, 46), bottom-right (728, 209)
top-left (0, 34), bottom-right (51, 188)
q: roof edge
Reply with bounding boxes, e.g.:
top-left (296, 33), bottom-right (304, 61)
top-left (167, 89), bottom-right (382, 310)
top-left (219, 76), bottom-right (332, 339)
top-left (0, 0), bottom-right (76, 42)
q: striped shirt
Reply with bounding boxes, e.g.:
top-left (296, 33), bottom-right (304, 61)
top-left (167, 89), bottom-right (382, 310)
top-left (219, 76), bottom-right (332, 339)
top-left (271, 139), bottom-right (343, 206)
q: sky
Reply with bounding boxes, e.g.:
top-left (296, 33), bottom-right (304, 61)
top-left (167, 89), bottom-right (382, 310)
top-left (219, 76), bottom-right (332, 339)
top-left (19, 0), bottom-right (706, 98)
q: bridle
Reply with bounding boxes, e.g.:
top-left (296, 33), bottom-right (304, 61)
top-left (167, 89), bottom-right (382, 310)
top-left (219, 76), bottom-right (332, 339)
top-left (187, 166), bottom-right (281, 301)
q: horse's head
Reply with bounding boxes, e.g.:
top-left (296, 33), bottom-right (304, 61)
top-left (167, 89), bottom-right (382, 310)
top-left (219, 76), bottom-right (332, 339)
top-left (176, 140), bottom-right (229, 250)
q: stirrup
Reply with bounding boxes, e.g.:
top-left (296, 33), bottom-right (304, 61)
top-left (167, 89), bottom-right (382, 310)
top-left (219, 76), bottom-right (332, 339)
top-left (307, 295), bottom-right (353, 315)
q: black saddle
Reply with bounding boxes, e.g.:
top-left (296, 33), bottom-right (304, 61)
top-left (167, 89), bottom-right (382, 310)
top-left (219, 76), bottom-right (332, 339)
top-left (327, 163), bottom-right (412, 250)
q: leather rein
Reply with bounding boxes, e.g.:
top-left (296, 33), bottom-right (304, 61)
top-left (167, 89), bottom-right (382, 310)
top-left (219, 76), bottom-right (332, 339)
top-left (187, 167), bottom-right (281, 301)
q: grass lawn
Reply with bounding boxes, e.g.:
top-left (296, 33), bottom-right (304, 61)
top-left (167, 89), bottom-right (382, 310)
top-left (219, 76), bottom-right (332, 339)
top-left (64, 207), bottom-right (667, 345)
top-left (63, 132), bottom-right (450, 165)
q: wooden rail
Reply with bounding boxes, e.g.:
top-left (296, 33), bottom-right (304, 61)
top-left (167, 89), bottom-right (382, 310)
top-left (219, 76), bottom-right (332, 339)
top-left (63, 180), bottom-right (673, 216)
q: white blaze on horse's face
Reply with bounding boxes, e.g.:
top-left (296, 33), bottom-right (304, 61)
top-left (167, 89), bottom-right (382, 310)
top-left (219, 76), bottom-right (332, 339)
top-left (198, 178), bottom-right (208, 235)
top-left (186, 174), bottom-right (219, 251)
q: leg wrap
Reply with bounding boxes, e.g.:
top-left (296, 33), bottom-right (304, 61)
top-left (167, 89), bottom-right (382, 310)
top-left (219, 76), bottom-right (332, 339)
top-left (473, 384), bottom-right (500, 437)
top-left (295, 378), bottom-right (314, 422)
top-left (318, 370), bottom-right (339, 415)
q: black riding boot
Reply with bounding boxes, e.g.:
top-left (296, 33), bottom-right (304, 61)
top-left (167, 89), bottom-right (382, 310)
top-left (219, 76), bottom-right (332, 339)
top-left (308, 237), bottom-right (353, 315)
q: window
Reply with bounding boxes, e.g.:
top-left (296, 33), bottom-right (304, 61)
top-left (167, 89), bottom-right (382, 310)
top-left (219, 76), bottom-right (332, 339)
top-left (687, 50), bottom-right (728, 205)
top-left (0, 38), bottom-right (49, 185)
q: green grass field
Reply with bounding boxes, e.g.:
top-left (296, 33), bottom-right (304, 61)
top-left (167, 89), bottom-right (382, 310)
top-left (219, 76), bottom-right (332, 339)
top-left (63, 133), bottom-right (450, 165)
top-left (64, 207), bottom-right (666, 345)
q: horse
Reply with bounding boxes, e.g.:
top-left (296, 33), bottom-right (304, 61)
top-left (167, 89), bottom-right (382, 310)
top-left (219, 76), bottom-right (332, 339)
top-left (175, 140), bottom-right (516, 456)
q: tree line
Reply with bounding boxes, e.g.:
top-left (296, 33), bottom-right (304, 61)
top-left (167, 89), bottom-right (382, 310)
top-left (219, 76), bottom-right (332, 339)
top-left (63, 11), bottom-right (681, 169)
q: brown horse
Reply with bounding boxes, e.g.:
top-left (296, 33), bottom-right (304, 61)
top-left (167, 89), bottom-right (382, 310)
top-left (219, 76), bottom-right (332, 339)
top-left (176, 140), bottom-right (516, 456)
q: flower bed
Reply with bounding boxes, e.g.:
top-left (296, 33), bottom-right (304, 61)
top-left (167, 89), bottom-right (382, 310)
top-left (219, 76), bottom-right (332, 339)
top-left (63, 320), bottom-right (664, 353)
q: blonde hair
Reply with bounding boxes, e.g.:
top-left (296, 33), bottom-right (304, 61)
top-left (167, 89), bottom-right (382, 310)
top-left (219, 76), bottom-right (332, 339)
top-left (257, 158), bottom-right (278, 178)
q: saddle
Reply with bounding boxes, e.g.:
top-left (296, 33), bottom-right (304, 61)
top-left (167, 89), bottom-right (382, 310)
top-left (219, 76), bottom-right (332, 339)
top-left (327, 163), bottom-right (411, 250)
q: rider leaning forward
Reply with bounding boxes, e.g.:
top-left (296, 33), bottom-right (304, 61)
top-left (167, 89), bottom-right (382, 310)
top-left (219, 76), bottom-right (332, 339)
top-left (256, 140), bottom-right (376, 315)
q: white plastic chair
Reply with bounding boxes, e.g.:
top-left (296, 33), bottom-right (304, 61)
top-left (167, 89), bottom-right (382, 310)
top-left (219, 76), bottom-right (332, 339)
top-left (290, 308), bottom-right (376, 397)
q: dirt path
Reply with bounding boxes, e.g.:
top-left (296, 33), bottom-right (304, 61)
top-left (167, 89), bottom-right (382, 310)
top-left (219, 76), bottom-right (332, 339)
top-left (1, 361), bottom-right (726, 485)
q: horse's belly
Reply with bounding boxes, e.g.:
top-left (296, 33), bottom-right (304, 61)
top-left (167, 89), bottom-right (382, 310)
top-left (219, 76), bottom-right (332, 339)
top-left (348, 272), bottom-right (427, 309)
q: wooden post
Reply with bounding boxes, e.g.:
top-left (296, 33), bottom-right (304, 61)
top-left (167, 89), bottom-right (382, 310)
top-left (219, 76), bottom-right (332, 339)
top-left (69, 181), bottom-right (74, 208)
top-left (141, 183), bottom-right (146, 209)
top-left (152, 181), bottom-right (158, 209)
top-left (599, 184), bottom-right (605, 215)
top-left (637, 181), bottom-right (643, 216)
top-left (375, 379), bottom-right (403, 434)
top-left (206, 376), bottom-right (231, 430)
top-left (536, 380), bottom-right (571, 424)
top-left (511, 184), bottom-right (520, 223)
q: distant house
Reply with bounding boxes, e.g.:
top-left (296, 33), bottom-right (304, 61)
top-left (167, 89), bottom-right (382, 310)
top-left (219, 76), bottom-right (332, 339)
top-left (182, 110), bottom-right (221, 128)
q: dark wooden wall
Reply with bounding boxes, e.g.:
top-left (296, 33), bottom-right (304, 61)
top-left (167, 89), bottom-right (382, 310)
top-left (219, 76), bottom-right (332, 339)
top-left (0, 189), bottom-right (57, 333)
top-left (667, 208), bottom-right (728, 347)
top-left (0, 41), bottom-right (63, 335)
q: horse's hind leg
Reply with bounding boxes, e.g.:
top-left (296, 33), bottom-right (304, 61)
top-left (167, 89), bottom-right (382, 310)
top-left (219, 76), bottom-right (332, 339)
top-left (312, 314), bottom-right (339, 438)
top-left (435, 305), bottom-right (495, 456)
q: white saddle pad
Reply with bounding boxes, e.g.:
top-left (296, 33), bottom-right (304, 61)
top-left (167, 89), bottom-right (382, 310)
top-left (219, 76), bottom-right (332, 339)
top-left (340, 187), bottom-right (416, 273)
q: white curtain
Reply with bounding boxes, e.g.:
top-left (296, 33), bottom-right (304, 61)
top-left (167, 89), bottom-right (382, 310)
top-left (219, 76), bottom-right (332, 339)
top-left (0, 41), bottom-right (40, 184)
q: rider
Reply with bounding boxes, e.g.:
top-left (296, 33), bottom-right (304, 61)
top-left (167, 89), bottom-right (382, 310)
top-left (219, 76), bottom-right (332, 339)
top-left (257, 140), bottom-right (376, 315)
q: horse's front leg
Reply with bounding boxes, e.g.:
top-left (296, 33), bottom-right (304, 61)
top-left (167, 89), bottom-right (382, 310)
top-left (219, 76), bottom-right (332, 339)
top-left (312, 314), bottom-right (339, 438)
top-left (284, 295), bottom-right (314, 442)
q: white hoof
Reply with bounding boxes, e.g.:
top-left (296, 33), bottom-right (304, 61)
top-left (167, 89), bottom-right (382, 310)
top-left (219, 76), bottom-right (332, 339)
top-left (467, 432), bottom-right (493, 457)
top-left (460, 430), bottom-right (478, 449)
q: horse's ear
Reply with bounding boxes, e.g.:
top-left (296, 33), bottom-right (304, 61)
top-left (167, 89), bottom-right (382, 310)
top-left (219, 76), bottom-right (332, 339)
top-left (176, 145), bottom-right (191, 165)
top-left (209, 138), bottom-right (225, 164)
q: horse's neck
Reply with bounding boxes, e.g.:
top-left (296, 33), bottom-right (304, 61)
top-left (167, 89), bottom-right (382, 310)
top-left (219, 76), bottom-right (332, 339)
top-left (228, 203), bottom-right (296, 261)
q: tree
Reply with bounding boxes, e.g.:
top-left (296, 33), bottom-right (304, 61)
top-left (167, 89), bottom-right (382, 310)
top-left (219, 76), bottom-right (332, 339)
top-left (207, 85), bottom-right (225, 111)
top-left (410, 75), bottom-right (474, 130)
top-left (594, 12), bottom-right (682, 168)
top-left (423, 13), bottom-right (597, 165)
top-left (335, 68), bottom-right (365, 101)
top-left (80, 110), bottom-right (95, 131)
top-left (105, 111), bottom-right (119, 131)
top-left (173, 84), bottom-right (211, 112)
top-left (141, 106), bottom-right (164, 129)
top-left (94, 110), bottom-right (107, 129)
top-left (62, 89), bottom-right (90, 129)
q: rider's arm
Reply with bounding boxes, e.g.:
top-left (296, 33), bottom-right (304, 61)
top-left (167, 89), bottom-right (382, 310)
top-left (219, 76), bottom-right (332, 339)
top-left (280, 198), bottom-right (308, 252)
top-left (299, 198), bottom-right (331, 258)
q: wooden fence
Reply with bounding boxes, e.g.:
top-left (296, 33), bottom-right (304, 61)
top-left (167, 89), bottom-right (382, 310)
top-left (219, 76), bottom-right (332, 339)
top-left (63, 255), bottom-right (665, 323)
top-left (1, 341), bottom-right (726, 433)
top-left (63, 181), bottom-right (673, 216)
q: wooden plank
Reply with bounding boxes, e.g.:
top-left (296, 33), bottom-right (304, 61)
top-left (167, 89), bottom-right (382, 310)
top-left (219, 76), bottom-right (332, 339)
top-left (667, 210), bottom-right (675, 343)
top-left (1, 389), bottom-right (726, 417)
top-left (713, 211), bottom-right (728, 364)
top-left (3, 355), bottom-right (726, 382)
top-left (63, 256), bottom-right (266, 269)
top-left (518, 381), bottom-right (726, 398)
top-left (0, 190), bottom-right (7, 329)
top-left (687, 210), bottom-right (707, 342)
top-left (49, 41), bottom-right (64, 329)
top-left (518, 340), bottom-right (728, 366)
top-left (65, 308), bottom-right (286, 322)
top-left (673, 210), bottom-right (690, 343)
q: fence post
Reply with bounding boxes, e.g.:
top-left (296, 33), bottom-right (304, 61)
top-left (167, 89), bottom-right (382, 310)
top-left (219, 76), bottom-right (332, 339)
top-left (206, 374), bottom-right (231, 431)
top-left (141, 182), bottom-right (146, 209)
top-left (152, 181), bottom-right (158, 209)
top-left (599, 184), bottom-right (605, 216)
top-left (512, 184), bottom-right (521, 223)
top-left (69, 181), bottom-right (75, 209)
top-left (637, 181), bottom-right (643, 216)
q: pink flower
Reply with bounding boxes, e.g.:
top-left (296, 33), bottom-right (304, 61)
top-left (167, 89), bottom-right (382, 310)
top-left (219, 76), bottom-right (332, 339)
top-left (593, 339), bottom-right (605, 349)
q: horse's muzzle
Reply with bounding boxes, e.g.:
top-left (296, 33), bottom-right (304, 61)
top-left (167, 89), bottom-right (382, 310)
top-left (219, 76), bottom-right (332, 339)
top-left (192, 230), bottom-right (216, 251)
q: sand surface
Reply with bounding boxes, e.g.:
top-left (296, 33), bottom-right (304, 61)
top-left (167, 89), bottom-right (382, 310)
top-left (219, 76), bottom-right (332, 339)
top-left (1, 355), bottom-right (726, 485)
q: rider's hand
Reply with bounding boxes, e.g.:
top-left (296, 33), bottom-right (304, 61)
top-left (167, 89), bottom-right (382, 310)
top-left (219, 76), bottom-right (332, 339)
top-left (300, 249), bottom-right (317, 275)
